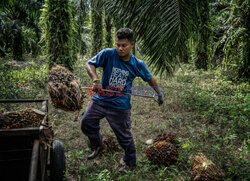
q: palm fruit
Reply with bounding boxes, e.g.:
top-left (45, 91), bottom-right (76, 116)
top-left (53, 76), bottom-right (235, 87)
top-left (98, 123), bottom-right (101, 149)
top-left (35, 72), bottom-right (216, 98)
top-left (154, 133), bottom-right (179, 147)
top-left (48, 64), bottom-right (84, 112)
top-left (87, 133), bottom-right (119, 153)
top-left (191, 153), bottom-right (225, 181)
top-left (146, 140), bottom-right (178, 165)
top-left (102, 133), bottom-right (119, 153)
top-left (0, 108), bottom-right (45, 129)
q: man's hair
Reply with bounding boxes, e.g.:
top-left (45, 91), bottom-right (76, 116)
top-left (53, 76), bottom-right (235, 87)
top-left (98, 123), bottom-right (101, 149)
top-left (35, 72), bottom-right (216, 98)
top-left (115, 28), bottom-right (134, 42)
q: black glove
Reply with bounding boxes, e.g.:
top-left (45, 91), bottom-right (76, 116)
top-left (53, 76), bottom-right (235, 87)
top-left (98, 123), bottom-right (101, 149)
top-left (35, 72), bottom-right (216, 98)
top-left (157, 94), bottom-right (163, 106)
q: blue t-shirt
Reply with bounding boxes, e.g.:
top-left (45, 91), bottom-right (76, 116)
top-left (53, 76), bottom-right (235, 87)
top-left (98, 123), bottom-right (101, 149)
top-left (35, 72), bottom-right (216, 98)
top-left (87, 48), bottom-right (152, 109)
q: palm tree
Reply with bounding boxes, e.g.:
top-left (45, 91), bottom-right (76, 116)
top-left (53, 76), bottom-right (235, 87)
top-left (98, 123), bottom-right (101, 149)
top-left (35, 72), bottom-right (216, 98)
top-left (219, 0), bottom-right (250, 80)
top-left (105, 14), bottom-right (113, 48)
top-left (75, 0), bottom-right (90, 55)
top-left (0, 0), bottom-right (28, 61)
top-left (210, 0), bottom-right (231, 66)
top-left (90, 0), bottom-right (103, 57)
top-left (40, 0), bottom-right (76, 70)
top-left (236, 0), bottom-right (249, 79)
top-left (195, 0), bottom-right (210, 70)
top-left (25, 0), bottom-right (43, 57)
top-left (0, 0), bottom-right (43, 60)
top-left (104, 0), bottom-right (196, 76)
top-left (0, 16), bottom-right (6, 57)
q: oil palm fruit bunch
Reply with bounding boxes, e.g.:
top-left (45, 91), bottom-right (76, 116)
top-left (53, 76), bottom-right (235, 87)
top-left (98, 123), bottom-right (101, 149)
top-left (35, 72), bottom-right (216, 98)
top-left (191, 153), bottom-right (225, 181)
top-left (48, 65), bottom-right (84, 112)
top-left (0, 108), bottom-right (45, 129)
top-left (153, 133), bottom-right (179, 148)
top-left (87, 133), bottom-right (119, 153)
top-left (146, 133), bottom-right (179, 165)
top-left (102, 133), bottom-right (119, 153)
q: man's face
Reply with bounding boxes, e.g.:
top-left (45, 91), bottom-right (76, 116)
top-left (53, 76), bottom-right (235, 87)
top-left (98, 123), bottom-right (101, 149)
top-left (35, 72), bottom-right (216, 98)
top-left (115, 38), bottom-right (134, 60)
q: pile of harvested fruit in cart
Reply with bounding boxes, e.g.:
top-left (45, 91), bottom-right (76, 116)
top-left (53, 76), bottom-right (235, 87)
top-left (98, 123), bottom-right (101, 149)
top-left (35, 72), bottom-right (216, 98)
top-left (0, 108), bottom-right (45, 129)
top-left (48, 64), bottom-right (84, 112)
top-left (146, 134), bottom-right (179, 166)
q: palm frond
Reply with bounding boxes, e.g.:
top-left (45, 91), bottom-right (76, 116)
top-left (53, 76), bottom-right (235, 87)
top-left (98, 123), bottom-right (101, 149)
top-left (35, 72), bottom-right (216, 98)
top-left (104, 0), bottom-right (196, 76)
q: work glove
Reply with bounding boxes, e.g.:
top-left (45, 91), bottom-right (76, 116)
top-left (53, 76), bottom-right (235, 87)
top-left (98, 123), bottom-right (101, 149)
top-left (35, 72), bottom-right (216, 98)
top-left (157, 94), bottom-right (163, 106)
top-left (92, 79), bottom-right (101, 93)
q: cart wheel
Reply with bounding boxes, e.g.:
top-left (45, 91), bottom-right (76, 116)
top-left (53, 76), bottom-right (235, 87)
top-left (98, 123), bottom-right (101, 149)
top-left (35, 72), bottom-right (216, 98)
top-left (50, 140), bottom-right (65, 181)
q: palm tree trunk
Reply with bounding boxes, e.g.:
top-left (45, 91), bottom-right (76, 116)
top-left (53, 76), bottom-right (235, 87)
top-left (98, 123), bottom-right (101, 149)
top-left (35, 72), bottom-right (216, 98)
top-left (195, 1), bottom-right (209, 70)
top-left (42, 0), bottom-right (76, 70)
top-left (91, 0), bottom-right (103, 57)
top-left (0, 46), bottom-right (5, 57)
top-left (13, 24), bottom-right (23, 61)
top-left (180, 45), bottom-right (189, 64)
top-left (238, 0), bottom-right (250, 79)
top-left (32, 26), bottom-right (40, 57)
top-left (105, 15), bottom-right (112, 48)
top-left (78, 14), bottom-right (83, 55)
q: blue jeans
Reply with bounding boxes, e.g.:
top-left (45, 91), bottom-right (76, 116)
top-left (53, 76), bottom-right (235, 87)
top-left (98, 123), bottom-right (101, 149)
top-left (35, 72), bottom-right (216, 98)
top-left (81, 101), bottom-right (136, 166)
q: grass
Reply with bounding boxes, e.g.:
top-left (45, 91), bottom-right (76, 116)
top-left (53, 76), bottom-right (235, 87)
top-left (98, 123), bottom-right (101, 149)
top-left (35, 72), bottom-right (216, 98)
top-left (0, 56), bottom-right (48, 99)
top-left (0, 56), bottom-right (249, 181)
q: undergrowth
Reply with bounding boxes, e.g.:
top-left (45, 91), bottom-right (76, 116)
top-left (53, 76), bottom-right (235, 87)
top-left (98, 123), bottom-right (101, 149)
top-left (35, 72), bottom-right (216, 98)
top-left (0, 56), bottom-right (48, 99)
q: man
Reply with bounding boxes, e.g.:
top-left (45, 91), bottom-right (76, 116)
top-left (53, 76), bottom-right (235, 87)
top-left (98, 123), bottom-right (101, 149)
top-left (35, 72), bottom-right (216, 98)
top-left (81, 28), bottom-right (163, 172)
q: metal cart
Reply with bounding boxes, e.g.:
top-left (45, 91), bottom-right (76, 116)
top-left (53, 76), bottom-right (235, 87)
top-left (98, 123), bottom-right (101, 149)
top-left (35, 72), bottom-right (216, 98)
top-left (0, 99), bottom-right (65, 181)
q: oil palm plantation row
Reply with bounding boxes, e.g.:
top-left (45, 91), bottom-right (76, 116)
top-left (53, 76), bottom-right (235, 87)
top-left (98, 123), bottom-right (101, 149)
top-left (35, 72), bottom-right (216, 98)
top-left (0, 0), bottom-right (249, 80)
top-left (0, 0), bottom-right (43, 60)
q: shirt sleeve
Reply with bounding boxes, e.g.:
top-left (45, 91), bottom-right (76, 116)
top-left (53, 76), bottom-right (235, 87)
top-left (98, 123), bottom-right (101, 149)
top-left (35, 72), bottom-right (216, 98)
top-left (87, 49), bottom-right (107, 68)
top-left (137, 61), bottom-right (152, 81)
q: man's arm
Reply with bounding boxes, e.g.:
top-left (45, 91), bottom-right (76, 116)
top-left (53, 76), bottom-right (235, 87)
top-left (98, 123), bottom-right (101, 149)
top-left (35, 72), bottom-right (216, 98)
top-left (147, 76), bottom-right (163, 105)
top-left (147, 76), bottom-right (161, 95)
top-left (85, 63), bottom-right (99, 81)
top-left (85, 63), bottom-right (101, 93)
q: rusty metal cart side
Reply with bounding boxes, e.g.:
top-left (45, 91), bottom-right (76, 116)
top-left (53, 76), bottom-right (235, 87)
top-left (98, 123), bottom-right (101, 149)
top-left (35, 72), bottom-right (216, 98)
top-left (0, 99), bottom-right (66, 181)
